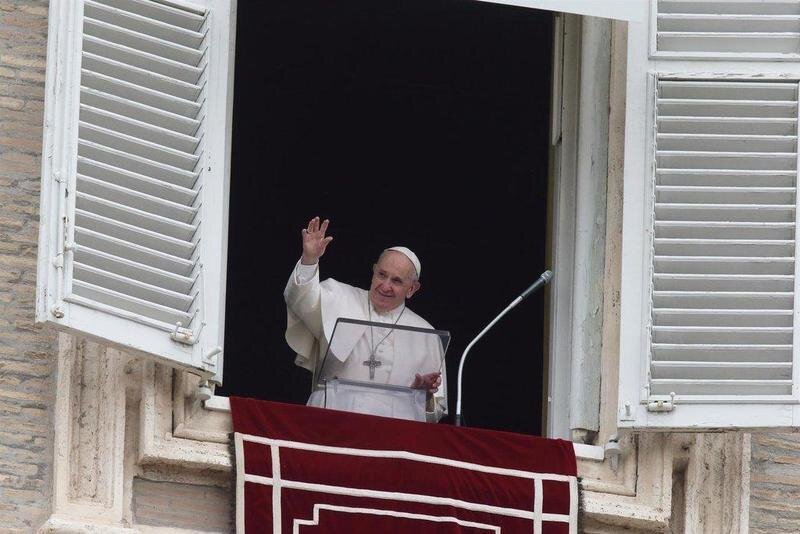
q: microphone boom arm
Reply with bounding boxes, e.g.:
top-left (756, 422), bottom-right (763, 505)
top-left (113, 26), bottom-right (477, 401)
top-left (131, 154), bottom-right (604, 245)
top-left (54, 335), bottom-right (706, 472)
top-left (454, 270), bottom-right (552, 427)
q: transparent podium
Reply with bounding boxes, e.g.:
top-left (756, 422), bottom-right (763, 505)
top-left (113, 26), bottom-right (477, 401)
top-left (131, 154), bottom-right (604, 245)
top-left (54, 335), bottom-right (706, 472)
top-left (311, 318), bottom-right (450, 422)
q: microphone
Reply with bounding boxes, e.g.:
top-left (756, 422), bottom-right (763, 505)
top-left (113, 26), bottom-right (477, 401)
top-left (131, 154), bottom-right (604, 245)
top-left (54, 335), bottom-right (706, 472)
top-left (521, 270), bottom-right (553, 300)
top-left (454, 270), bottom-right (553, 427)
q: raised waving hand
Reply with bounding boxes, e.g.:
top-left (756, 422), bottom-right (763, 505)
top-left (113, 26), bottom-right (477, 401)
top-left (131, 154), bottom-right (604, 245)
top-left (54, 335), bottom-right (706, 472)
top-left (301, 216), bottom-right (333, 265)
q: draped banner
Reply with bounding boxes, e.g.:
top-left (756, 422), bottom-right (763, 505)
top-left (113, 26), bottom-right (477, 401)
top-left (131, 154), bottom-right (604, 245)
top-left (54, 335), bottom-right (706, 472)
top-left (231, 398), bottom-right (578, 533)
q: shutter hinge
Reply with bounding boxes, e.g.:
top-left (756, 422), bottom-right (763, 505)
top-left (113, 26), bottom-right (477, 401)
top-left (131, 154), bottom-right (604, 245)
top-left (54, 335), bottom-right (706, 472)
top-left (171, 322), bottom-right (196, 344)
top-left (202, 346), bottom-right (222, 374)
top-left (647, 392), bottom-right (676, 413)
top-left (604, 434), bottom-right (622, 472)
top-left (170, 320), bottom-right (207, 345)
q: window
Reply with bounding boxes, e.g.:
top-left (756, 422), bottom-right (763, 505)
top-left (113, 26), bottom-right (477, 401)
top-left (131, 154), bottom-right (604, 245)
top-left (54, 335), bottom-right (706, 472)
top-left (40, 0), bottom-right (800, 436)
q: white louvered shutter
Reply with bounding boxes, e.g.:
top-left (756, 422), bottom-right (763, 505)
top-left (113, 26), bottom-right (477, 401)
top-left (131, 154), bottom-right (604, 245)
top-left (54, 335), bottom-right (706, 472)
top-left (619, 1), bottom-right (800, 429)
top-left (651, 79), bottom-right (797, 398)
top-left (37, 0), bottom-right (235, 381)
top-left (654, 0), bottom-right (800, 58)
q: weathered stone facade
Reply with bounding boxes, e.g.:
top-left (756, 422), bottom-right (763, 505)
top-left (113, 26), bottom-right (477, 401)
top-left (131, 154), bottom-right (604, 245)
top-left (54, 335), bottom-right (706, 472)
top-left (0, 1), bottom-right (56, 531)
top-left (0, 1), bottom-right (798, 532)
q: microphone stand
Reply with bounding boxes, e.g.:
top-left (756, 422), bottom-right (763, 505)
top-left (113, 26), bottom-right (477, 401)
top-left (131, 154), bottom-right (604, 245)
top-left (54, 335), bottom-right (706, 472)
top-left (454, 270), bottom-right (553, 427)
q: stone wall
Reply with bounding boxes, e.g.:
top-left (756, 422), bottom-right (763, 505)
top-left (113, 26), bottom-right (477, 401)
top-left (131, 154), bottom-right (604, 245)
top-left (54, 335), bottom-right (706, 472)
top-left (131, 479), bottom-right (232, 531)
top-left (0, 0), bottom-right (57, 531)
top-left (750, 433), bottom-right (800, 533)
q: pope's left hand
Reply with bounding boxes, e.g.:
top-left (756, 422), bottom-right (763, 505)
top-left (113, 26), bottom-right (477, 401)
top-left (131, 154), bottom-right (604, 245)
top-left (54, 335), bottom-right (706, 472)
top-left (411, 372), bottom-right (441, 394)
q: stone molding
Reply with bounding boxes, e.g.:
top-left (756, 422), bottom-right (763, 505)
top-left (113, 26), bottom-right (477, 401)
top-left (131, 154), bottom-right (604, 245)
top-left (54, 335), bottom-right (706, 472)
top-left (138, 362), bottom-right (230, 471)
top-left (40, 333), bottom-right (752, 532)
top-left (581, 432), bottom-right (751, 533)
top-left (40, 335), bottom-right (129, 530)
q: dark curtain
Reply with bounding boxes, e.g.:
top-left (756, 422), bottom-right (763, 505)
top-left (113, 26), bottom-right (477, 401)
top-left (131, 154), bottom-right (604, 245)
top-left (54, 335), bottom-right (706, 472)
top-left (219, 0), bottom-right (553, 435)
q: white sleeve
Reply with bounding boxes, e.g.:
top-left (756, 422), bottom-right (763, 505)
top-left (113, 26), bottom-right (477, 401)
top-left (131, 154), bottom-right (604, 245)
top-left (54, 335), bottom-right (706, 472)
top-left (285, 260), bottom-right (324, 342)
top-left (294, 261), bottom-right (318, 285)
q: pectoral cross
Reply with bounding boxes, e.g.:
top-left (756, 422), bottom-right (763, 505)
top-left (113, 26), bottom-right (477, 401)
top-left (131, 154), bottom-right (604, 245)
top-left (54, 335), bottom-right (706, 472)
top-left (362, 353), bottom-right (382, 380)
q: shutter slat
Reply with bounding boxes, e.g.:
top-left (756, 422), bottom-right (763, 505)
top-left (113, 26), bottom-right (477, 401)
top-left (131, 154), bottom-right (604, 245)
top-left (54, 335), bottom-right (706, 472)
top-left (658, 1), bottom-right (800, 17)
top-left (659, 32), bottom-right (800, 54)
top-left (658, 16), bottom-right (800, 35)
top-left (78, 139), bottom-right (199, 189)
top-left (658, 169), bottom-right (797, 187)
top-left (658, 117), bottom-right (797, 136)
top-left (83, 35), bottom-right (203, 84)
top-left (85, 0), bottom-right (205, 49)
top-left (656, 134), bottom-right (797, 152)
top-left (74, 226), bottom-right (194, 275)
top-left (79, 121), bottom-right (200, 171)
top-left (652, 291), bottom-right (793, 310)
top-left (658, 80), bottom-right (798, 99)
top-left (653, 308), bottom-right (793, 327)
top-left (656, 221), bottom-right (795, 240)
top-left (94, 0), bottom-right (206, 31)
top-left (654, 238), bottom-right (794, 257)
top-left (81, 87), bottom-right (200, 136)
top-left (75, 209), bottom-right (196, 260)
top-left (655, 203), bottom-right (796, 222)
top-left (650, 379), bottom-right (792, 396)
top-left (652, 326), bottom-right (793, 344)
top-left (82, 52), bottom-right (201, 101)
top-left (82, 69), bottom-right (202, 118)
top-left (654, 274), bottom-right (795, 292)
top-left (76, 191), bottom-right (197, 242)
top-left (652, 343), bottom-right (792, 363)
top-left (654, 256), bottom-right (795, 275)
top-left (74, 244), bottom-right (194, 294)
top-left (74, 261), bottom-right (195, 312)
top-left (657, 99), bottom-right (797, 118)
top-left (77, 157), bottom-right (197, 206)
top-left (84, 17), bottom-right (204, 67)
top-left (72, 279), bottom-right (193, 326)
top-left (77, 174), bottom-right (197, 224)
top-left (79, 104), bottom-right (200, 154)
top-left (651, 361), bottom-right (793, 380)
top-left (657, 151), bottom-right (797, 171)
top-left (657, 187), bottom-right (796, 204)
top-left (653, 292), bottom-right (794, 312)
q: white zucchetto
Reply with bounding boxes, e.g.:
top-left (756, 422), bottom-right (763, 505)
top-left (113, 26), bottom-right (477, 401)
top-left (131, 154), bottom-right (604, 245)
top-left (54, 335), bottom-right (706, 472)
top-left (384, 246), bottom-right (421, 278)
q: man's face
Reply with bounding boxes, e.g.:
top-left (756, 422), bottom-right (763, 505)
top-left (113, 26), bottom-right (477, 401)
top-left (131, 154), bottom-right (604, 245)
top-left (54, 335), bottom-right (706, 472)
top-left (369, 251), bottom-right (420, 313)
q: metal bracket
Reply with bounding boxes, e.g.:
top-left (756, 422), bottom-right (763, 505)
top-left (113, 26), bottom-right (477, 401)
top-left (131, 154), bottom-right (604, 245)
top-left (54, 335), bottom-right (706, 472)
top-left (604, 433), bottom-right (622, 472)
top-left (197, 380), bottom-right (214, 401)
top-left (170, 322), bottom-right (196, 344)
top-left (201, 346), bottom-right (222, 373)
top-left (620, 401), bottom-right (635, 421)
top-left (647, 392), bottom-right (676, 413)
top-left (51, 304), bottom-right (65, 319)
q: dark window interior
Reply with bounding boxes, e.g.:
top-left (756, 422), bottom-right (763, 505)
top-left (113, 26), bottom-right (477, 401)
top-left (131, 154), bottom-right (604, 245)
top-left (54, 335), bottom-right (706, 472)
top-left (217, 0), bottom-right (553, 435)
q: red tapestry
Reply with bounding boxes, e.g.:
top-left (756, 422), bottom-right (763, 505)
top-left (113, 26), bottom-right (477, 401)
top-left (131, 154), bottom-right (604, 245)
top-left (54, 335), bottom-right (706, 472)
top-left (231, 397), bottom-right (578, 533)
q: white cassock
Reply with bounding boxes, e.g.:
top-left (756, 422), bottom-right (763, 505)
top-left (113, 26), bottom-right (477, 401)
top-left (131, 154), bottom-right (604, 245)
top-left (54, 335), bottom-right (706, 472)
top-left (284, 260), bottom-right (447, 422)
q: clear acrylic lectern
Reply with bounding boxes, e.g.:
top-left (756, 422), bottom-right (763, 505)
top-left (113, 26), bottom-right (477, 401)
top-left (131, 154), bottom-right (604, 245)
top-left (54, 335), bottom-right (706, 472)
top-left (311, 318), bottom-right (450, 421)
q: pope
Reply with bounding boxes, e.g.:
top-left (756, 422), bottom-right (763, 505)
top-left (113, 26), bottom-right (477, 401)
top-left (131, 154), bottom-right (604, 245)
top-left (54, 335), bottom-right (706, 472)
top-left (284, 216), bottom-right (446, 421)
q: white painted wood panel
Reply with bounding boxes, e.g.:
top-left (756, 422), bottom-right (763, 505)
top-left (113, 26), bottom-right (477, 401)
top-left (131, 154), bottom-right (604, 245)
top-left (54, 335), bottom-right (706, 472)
top-left (36, 0), bottom-right (235, 382)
